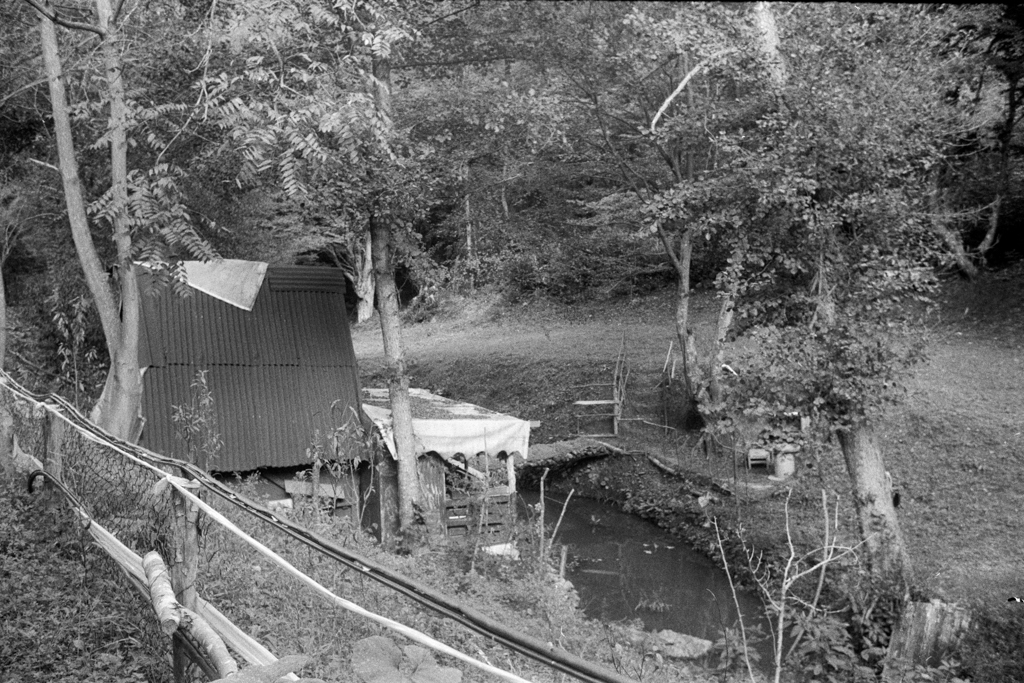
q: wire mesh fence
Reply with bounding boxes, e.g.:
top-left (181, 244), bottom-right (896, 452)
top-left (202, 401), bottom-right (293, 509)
top-left (0, 381), bottom-right (207, 678)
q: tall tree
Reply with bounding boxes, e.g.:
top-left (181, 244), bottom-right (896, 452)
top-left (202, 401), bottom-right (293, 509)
top-left (703, 3), bottom-right (1000, 586)
top-left (33, 0), bottom-right (143, 439)
top-left (519, 2), bottom-right (993, 584)
top-left (28, 0), bottom-right (214, 439)
top-left (523, 2), bottom-right (770, 422)
top-left (369, 47), bottom-right (420, 534)
top-left (199, 0), bottom-right (433, 533)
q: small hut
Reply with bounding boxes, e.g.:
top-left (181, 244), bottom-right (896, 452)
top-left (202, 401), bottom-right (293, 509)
top-left (361, 388), bottom-right (530, 536)
top-left (136, 261), bottom-right (368, 516)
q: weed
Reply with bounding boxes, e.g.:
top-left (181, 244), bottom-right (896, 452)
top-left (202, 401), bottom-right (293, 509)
top-left (47, 288), bottom-right (101, 409)
top-left (172, 369), bottom-right (223, 472)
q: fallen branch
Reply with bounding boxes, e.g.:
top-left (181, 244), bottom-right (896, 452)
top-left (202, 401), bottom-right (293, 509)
top-left (551, 489), bottom-right (575, 544)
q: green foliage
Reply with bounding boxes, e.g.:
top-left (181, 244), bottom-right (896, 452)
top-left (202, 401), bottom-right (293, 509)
top-left (498, 234), bottom-right (673, 304)
top-left (302, 407), bottom-right (379, 524)
top-left (786, 609), bottom-right (871, 683)
top-left (722, 319), bottom-right (928, 428)
top-left (707, 624), bottom-right (765, 673)
top-left (47, 287), bottom-right (102, 409)
top-left (171, 369), bottom-right (223, 471)
top-left (352, 636), bottom-right (462, 683)
top-left (89, 164), bottom-right (218, 266)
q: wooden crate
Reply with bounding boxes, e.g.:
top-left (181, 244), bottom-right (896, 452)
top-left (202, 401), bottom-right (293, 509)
top-left (444, 492), bottom-right (510, 537)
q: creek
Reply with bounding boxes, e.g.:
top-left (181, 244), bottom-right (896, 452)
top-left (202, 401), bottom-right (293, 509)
top-left (520, 491), bottom-right (767, 646)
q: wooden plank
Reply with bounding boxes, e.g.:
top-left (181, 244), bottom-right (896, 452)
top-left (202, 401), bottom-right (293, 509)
top-left (574, 400), bottom-right (618, 406)
top-left (143, 551), bottom-right (181, 635)
top-left (283, 477), bottom-right (348, 499)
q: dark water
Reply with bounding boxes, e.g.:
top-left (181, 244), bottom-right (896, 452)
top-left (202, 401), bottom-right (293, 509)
top-left (521, 491), bottom-right (766, 643)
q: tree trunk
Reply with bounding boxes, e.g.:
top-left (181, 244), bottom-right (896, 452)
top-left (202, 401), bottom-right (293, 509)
top-left (0, 260), bottom-right (6, 368)
top-left (354, 232), bottom-right (375, 324)
top-left (464, 161), bottom-right (475, 262)
top-left (837, 424), bottom-right (912, 587)
top-left (92, 0), bottom-right (143, 439)
top-left (370, 52), bottom-right (420, 535)
top-left (500, 159), bottom-right (510, 220)
top-left (38, 9), bottom-right (119, 343)
top-left (38, 0), bottom-right (143, 440)
top-left (657, 224), bottom-right (702, 426)
top-left (753, 2), bottom-right (787, 93)
top-left (976, 194), bottom-right (1001, 258)
top-left (91, 342), bottom-right (143, 439)
top-left (932, 218), bottom-right (977, 279)
top-left (979, 77), bottom-right (1018, 262)
top-left (708, 242), bottom-right (744, 406)
top-left (370, 214), bottom-right (419, 533)
top-left (928, 172), bottom-right (977, 279)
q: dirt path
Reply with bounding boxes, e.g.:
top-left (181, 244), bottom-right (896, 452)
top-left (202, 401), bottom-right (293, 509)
top-left (352, 291), bottom-right (690, 364)
top-left (352, 277), bottom-right (1024, 605)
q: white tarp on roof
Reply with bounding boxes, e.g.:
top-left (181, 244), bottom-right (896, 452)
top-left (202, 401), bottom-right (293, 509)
top-left (361, 388), bottom-right (530, 461)
top-left (183, 259), bottom-right (268, 311)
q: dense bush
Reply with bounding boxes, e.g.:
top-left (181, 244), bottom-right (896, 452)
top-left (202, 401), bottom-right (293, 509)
top-left (496, 236), bottom-right (677, 303)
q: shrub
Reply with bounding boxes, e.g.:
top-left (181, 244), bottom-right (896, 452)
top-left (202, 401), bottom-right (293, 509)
top-left (497, 235), bottom-right (675, 303)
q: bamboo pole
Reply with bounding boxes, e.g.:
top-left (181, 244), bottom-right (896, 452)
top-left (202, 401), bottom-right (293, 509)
top-left (179, 607), bottom-right (238, 679)
top-left (143, 551), bottom-right (181, 635)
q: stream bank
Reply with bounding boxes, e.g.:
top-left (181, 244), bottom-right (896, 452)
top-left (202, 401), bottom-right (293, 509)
top-left (520, 445), bottom-right (767, 588)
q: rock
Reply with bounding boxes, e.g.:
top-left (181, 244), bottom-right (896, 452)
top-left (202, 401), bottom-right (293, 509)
top-left (653, 629), bottom-right (713, 659)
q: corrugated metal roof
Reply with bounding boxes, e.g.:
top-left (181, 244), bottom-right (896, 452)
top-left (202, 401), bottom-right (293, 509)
top-left (141, 365), bottom-right (362, 471)
top-left (136, 265), bottom-right (362, 471)
top-left (138, 270), bottom-right (354, 368)
top-left (267, 266), bottom-right (347, 293)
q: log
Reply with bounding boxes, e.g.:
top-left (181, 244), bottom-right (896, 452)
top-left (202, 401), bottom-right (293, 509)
top-left (179, 607), bottom-right (238, 679)
top-left (143, 550), bottom-right (181, 635)
top-left (887, 599), bottom-right (971, 670)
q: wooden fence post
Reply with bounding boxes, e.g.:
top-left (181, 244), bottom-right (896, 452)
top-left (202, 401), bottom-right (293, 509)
top-left (43, 412), bottom-right (65, 484)
top-left (0, 401), bottom-right (14, 477)
top-left (168, 481), bottom-right (200, 682)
